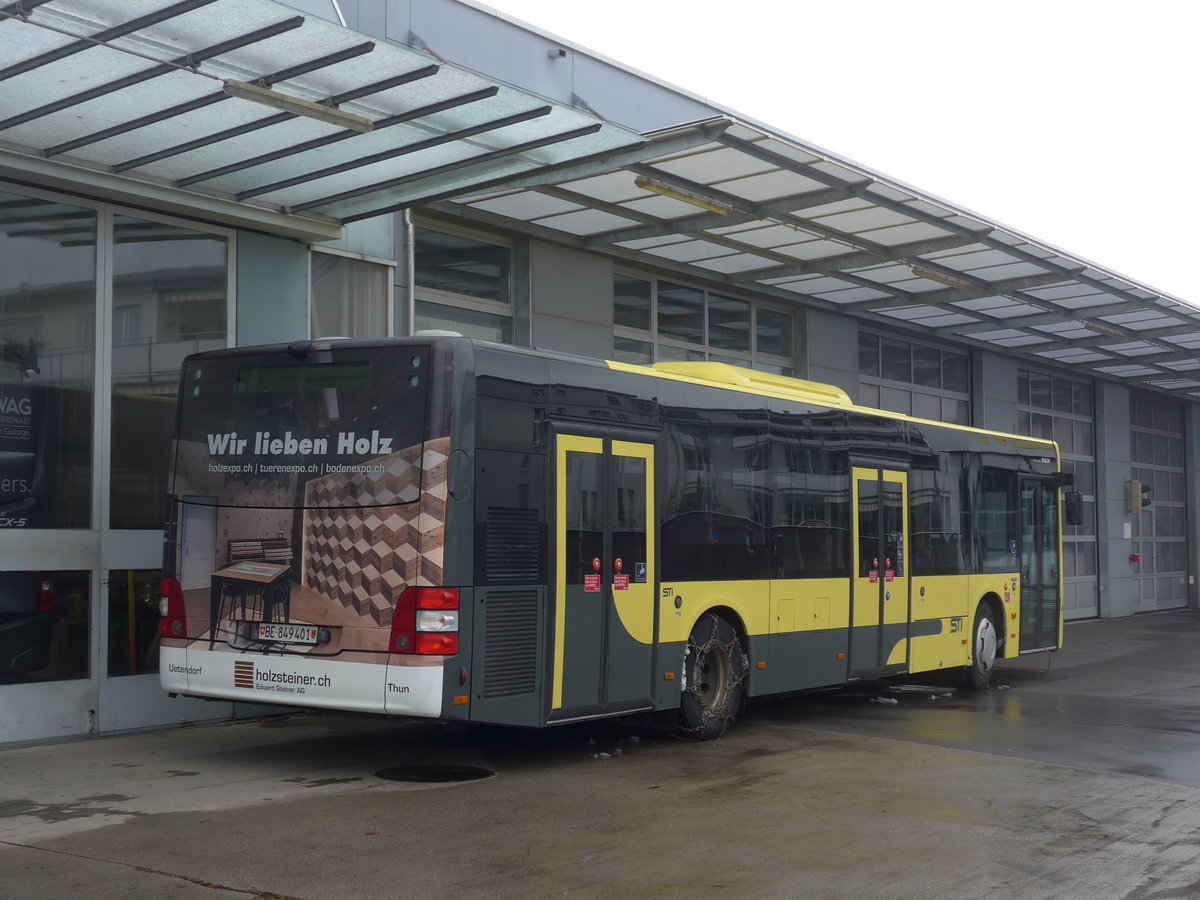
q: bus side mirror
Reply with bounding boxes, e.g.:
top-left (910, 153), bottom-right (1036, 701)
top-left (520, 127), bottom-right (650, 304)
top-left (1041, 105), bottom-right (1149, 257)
top-left (1063, 491), bottom-right (1083, 527)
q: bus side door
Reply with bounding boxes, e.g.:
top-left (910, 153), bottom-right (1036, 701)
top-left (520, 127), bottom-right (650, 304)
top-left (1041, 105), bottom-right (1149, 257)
top-left (1019, 476), bottom-right (1061, 651)
top-left (551, 433), bottom-right (656, 721)
top-left (850, 466), bottom-right (911, 677)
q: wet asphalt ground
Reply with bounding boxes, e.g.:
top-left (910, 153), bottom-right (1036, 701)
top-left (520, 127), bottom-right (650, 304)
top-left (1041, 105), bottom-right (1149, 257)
top-left (764, 610), bottom-right (1200, 789)
top-left (3, 611), bottom-right (1200, 898)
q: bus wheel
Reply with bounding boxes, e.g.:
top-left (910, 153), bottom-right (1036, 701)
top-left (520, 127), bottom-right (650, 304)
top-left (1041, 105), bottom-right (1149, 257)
top-left (962, 604), bottom-right (998, 691)
top-left (678, 613), bottom-right (747, 740)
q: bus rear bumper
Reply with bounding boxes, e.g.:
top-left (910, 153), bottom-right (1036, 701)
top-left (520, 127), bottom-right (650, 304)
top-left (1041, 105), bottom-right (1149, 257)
top-left (159, 646), bottom-right (443, 717)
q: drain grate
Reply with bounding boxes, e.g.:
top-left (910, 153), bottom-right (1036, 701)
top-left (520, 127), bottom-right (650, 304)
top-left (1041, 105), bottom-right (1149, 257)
top-left (375, 764), bottom-right (495, 783)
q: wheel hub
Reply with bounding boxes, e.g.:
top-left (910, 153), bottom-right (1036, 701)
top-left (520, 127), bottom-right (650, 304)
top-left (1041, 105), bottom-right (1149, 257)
top-left (976, 617), bottom-right (997, 672)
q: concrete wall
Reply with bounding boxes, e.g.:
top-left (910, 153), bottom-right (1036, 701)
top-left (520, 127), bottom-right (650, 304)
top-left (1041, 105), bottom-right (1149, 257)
top-left (529, 239), bottom-right (614, 359)
top-left (973, 351), bottom-right (1018, 433)
top-left (236, 232), bottom-right (310, 345)
top-left (317, 214), bottom-right (395, 262)
top-left (804, 308), bottom-right (858, 397)
top-left (1095, 381), bottom-right (1135, 618)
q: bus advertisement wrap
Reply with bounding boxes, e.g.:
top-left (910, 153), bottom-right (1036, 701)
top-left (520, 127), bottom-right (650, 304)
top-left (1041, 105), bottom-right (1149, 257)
top-left (161, 345), bottom-right (449, 716)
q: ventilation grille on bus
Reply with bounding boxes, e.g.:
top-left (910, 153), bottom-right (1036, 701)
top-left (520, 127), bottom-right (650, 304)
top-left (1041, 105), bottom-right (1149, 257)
top-left (483, 589), bottom-right (539, 698)
top-left (485, 507), bottom-right (540, 583)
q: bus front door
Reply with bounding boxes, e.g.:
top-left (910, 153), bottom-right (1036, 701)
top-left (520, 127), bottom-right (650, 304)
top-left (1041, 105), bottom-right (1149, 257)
top-left (1020, 477), bottom-right (1061, 650)
top-left (551, 434), bottom-right (656, 722)
top-left (850, 467), bottom-right (910, 678)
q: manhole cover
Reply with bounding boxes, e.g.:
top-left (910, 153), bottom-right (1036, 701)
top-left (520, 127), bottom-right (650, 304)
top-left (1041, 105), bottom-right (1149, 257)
top-left (375, 764), bottom-right (495, 783)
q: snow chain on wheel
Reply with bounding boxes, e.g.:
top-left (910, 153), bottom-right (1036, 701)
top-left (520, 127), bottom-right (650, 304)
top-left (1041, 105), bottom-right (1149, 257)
top-left (677, 613), bottom-right (748, 740)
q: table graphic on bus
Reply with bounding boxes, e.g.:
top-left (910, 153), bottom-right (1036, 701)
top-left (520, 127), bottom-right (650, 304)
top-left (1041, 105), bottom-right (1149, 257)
top-left (160, 337), bottom-right (1076, 738)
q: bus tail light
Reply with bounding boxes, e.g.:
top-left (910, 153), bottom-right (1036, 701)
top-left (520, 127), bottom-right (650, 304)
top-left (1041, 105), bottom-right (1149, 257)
top-left (159, 577), bottom-right (188, 638)
top-left (390, 587), bottom-right (459, 655)
top-left (416, 632), bottom-right (459, 655)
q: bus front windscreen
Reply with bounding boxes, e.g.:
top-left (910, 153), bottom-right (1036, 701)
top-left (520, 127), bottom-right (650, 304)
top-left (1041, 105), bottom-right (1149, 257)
top-left (170, 346), bottom-right (432, 511)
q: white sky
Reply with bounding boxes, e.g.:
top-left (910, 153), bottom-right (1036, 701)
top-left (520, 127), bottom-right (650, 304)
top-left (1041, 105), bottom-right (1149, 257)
top-left (483, 0), bottom-right (1199, 305)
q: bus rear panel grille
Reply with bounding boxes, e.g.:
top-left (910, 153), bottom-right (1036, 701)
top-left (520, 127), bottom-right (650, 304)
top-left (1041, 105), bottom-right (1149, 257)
top-left (485, 507), bottom-right (540, 582)
top-left (482, 589), bottom-right (539, 698)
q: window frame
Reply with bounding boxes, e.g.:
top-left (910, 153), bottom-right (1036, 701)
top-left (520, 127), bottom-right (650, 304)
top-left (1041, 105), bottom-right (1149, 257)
top-left (857, 329), bottom-right (970, 425)
top-left (612, 269), bottom-right (796, 374)
top-left (410, 222), bottom-right (515, 341)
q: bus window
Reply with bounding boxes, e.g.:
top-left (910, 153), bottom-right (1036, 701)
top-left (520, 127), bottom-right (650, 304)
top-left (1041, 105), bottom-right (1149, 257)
top-left (909, 454), bottom-right (967, 576)
top-left (770, 419), bottom-right (850, 579)
top-left (976, 467), bottom-right (1018, 572)
top-left (661, 418), bottom-right (769, 581)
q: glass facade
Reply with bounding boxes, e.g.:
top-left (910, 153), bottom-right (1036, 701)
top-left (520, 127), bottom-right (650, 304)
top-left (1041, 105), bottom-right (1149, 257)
top-left (0, 184), bottom-right (230, 692)
top-left (0, 193), bottom-right (96, 686)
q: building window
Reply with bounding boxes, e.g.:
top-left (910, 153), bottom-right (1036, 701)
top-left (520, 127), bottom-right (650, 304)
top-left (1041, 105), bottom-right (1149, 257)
top-left (0, 191), bottom-right (96, 529)
top-left (613, 273), bottom-right (795, 374)
top-left (414, 228), bottom-right (510, 301)
top-left (413, 227), bottom-right (513, 341)
top-left (110, 215), bottom-right (227, 530)
top-left (112, 306), bottom-right (142, 346)
top-left (1017, 368), bottom-right (1096, 617)
top-left (858, 331), bottom-right (969, 425)
top-left (657, 282), bottom-right (705, 345)
top-left (311, 251), bottom-right (390, 339)
top-left (614, 274), bottom-right (651, 331)
top-left (613, 335), bottom-right (653, 365)
top-left (414, 300), bottom-right (513, 343)
top-left (0, 570), bottom-right (90, 685)
top-left (708, 294), bottom-right (751, 352)
top-left (756, 307), bottom-right (792, 360)
top-left (106, 568), bottom-right (160, 677)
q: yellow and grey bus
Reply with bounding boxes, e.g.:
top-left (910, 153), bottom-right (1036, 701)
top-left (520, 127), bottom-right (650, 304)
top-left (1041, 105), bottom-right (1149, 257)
top-left (160, 336), bottom-right (1077, 739)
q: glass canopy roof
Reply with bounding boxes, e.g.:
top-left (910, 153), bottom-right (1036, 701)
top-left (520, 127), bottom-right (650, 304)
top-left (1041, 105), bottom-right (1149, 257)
top-left (0, 0), bottom-right (644, 223)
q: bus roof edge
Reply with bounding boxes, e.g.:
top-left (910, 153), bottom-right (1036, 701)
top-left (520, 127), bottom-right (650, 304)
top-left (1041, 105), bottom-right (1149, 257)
top-left (619, 361), bottom-right (854, 408)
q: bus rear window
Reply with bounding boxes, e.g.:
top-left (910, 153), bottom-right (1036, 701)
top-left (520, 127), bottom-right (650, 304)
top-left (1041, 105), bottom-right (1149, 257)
top-left (234, 362), bottom-right (371, 392)
top-left (171, 346), bottom-right (435, 509)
